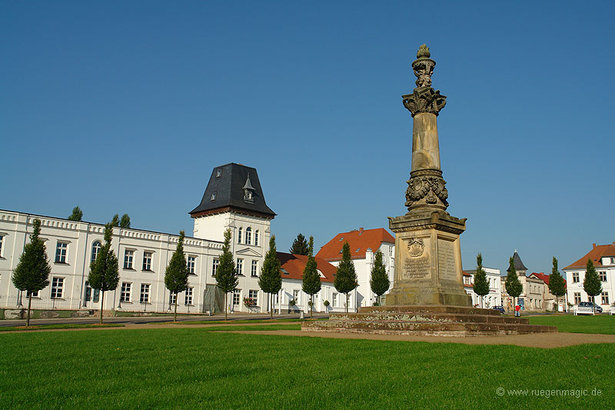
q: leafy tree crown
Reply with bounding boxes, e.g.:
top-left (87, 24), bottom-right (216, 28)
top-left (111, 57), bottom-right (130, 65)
top-left (259, 235), bottom-right (282, 294)
top-left (370, 250), bottom-right (390, 297)
top-left (334, 242), bottom-right (358, 294)
top-left (548, 257), bottom-right (566, 297)
top-left (583, 259), bottom-right (602, 297)
top-left (215, 229), bottom-right (238, 293)
top-left (290, 233), bottom-right (309, 255)
top-left (164, 231), bottom-right (189, 294)
top-left (302, 236), bottom-right (321, 296)
top-left (88, 223), bottom-right (119, 292)
top-left (120, 214), bottom-right (131, 228)
top-left (12, 219), bottom-right (51, 293)
top-left (505, 256), bottom-right (523, 298)
top-left (473, 253), bottom-right (490, 297)
top-left (68, 206), bottom-right (83, 221)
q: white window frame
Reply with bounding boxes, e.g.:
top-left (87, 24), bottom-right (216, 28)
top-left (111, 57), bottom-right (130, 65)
top-left (120, 282), bottom-right (132, 303)
top-left (601, 292), bottom-right (609, 305)
top-left (254, 230), bottom-right (259, 246)
top-left (187, 256), bottom-right (196, 275)
top-left (249, 289), bottom-right (259, 305)
top-left (55, 242), bottom-right (68, 263)
top-left (233, 289), bottom-right (241, 305)
top-left (574, 292), bottom-right (581, 305)
top-left (293, 289), bottom-right (300, 304)
top-left (140, 283), bottom-right (150, 304)
top-left (599, 271), bottom-right (607, 282)
top-left (0, 234), bottom-right (5, 257)
top-left (237, 258), bottom-right (243, 276)
top-left (251, 260), bottom-right (258, 277)
top-left (27, 290), bottom-right (40, 298)
top-left (91, 241), bottom-right (102, 263)
top-left (237, 227), bottom-right (242, 244)
top-left (185, 287), bottom-right (194, 305)
top-left (51, 277), bottom-right (64, 299)
top-left (124, 249), bottom-right (135, 270)
top-left (143, 251), bottom-right (153, 271)
top-left (572, 272), bottom-right (579, 283)
top-left (169, 292), bottom-right (177, 306)
top-left (245, 227), bottom-right (252, 245)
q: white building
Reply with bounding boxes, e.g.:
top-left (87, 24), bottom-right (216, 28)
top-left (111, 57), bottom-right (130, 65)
top-left (316, 228), bottom-right (395, 308)
top-left (500, 251), bottom-right (546, 312)
top-left (0, 163), bottom-right (285, 315)
top-left (462, 267), bottom-right (502, 308)
top-left (563, 242), bottom-right (615, 309)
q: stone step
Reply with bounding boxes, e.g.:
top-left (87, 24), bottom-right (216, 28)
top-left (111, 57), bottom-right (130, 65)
top-left (303, 319), bottom-right (556, 337)
top-left (359, 305), bottom-right (502, 316)
top-left (330, 312), bottom-right (529, 325)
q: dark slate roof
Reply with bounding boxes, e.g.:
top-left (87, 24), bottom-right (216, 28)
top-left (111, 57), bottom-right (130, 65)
top-left (512, 251), bottom-right (528, 271)
top-left (189, 163), bottom-right (276, 218)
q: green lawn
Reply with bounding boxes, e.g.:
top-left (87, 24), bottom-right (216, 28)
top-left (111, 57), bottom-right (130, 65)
top-left (0, 328), bottom-right (613, 408)
top-left (0, 323), bottom-right (124, 332)
top-left (528, 314), bottom-right (615, 334)
top-left (167, 318), bottom-right (302, 325)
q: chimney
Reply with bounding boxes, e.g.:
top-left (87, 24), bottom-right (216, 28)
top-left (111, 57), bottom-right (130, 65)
top-left (593, 243), bottom-right (597, 249)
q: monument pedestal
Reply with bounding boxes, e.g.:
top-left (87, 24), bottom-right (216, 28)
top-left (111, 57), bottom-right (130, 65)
top-left (386, 209), bottom-right (471, 307)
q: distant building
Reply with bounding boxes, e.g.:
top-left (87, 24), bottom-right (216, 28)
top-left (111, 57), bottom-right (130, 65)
top-left (462, 267), bottom-right (502, 308)
top-left (316, 228), bottom-right (395, 309)
top-left (529, 272), bottom-right (567, 312)
top-left (563, 242), bottom-right (615, 309)
top-left (500, 251), bottom-right (545, 312)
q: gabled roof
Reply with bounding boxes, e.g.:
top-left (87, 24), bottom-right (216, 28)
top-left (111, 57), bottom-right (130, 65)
top-left (316, 228), bottom-right (395, 262)
top-left (564, 242), bottom-right (615, 270)
top-left (530, 272), bottom-right (567, 287)
top-left (512, 251), bottom-right (528, 271)
top-left (277, 252), bottom-right (336, 283)
top-left (189, 163), bottom-right (276, 219)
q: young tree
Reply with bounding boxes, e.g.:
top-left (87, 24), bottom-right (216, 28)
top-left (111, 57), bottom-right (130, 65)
top-left (120, 214), bottom-right (131, 228)
top-left (505, 256), bottom-right (523, 316)
top-left (583, 259), bottom-right (602, 313)
top-left (12, 219), bottom-right (51, 326)
top-left (334, 242), bottom-right (358, 313)
top-left (68, 206), bottom-right (83, 221)
top-left (302, 236), bottom-right (321, 318)
top-left (473, 253), bottom-right (490, 308)
top-left (164, 231), bottom-right (189, 322)
top-left (110, 214), bottom-right (120, 227)
top-left (214, 229), bottom-right (238, 320)
top-left (289, 233), bottom-right (309, 255)
top-left (548, 257), bottom-right (567, 313)
top-left (259, 235), bottom-right (282, 318)
top-left (88, 223), bottom-right (119, 324)
top-left (369, 250), bottom-right (389, 305)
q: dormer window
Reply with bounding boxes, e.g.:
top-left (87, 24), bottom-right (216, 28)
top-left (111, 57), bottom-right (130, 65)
top-left (210, 192), bottom-right (217, 201)
top-left (216, 169), bottom-right (222, 178)
top-left (242, 175), bottom-right (255, 204)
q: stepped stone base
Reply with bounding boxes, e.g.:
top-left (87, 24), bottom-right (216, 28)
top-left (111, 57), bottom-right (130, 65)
top-left (302, 306), bottom-right (557, 337)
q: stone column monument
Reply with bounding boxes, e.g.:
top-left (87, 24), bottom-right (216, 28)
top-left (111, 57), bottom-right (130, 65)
top-left (385, 45), bottom-right (471, 306)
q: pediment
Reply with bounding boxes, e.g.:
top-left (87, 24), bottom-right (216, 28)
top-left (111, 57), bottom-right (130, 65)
top-left (236, 247), bottom-right (262, 257)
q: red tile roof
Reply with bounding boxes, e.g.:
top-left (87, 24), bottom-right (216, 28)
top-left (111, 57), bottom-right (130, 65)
top-left (530, 272), bottom-right (567, 287)
top-left (316, 228), bottom-right (395, 262)
top-left (277, 252), bottom-right (336, 283)
top-left (563, 242), bottom-right (615, 270)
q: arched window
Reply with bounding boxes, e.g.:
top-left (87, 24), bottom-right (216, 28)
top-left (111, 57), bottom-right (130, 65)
top-left (237, 227), bottom-right (242, 244)
top-left (254, 230), bottom-right (259, 246)
top-left (91, 241), bottom-right (102, 263)
top-left (245, 227), bottom-right (252, 245)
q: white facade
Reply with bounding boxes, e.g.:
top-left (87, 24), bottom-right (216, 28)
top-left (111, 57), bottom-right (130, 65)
top-left (565, 261), bottom-right (614, 309)
top-left (273, 279), bottom-right (353, 314)
top-left (0, 209), bottom-right (273, 314)
top-left (462, 268), bottom-right (502, 308)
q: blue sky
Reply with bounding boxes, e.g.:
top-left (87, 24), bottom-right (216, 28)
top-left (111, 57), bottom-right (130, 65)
top-left (2, 1), bottom-right (614, 276)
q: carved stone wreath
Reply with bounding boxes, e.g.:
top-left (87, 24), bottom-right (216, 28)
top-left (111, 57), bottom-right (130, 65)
top-left (405, 174), bottom-right (449, 210)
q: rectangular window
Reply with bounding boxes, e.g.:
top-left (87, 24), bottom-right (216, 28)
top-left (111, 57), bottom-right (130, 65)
top-left (599, 271), bottom-right (607, 282)
top-left (187, 256), bottom-right (196, 275)
top-left (51, 277), bottom-right (64, 298)
top-left (572, 272), bottom-right (579, 283)
top-left (27, 290), bottom-right (40, 298)
top-left (237, 258), bottom-right (243, 275)
top-left (55, 242), bottom-right (68, 263)
top-left (84, 281), bottom-right (92, 302)
top-left (574, 292), bottom-right (581, 305)
top-left (233, 289), bottom-right (241, 305)
top-left (293, 289), bottom-right (300, 304)
top-left (602, 292), bottom-right (609, 305)
top-left (332, 292), bottom-right (337, 307)
top-left (212, 258), bottom-right (219, 276)
top-left (93, 288), bottom-right (100, 303)
top-left (251, 260), bottom-right (258, 277)
top-left (120, 282), bottom-right (131, 302)
top-left (185, 287), bottom-right (194, 305)
top-left (169, 292), bottom-right (177, 305)
top-left (143, 252), bottom-right (153, 271)
top-left (124, 250), bottom-right (134, 269)
top-left (254, 230), bottom-right (259, 246)
top-left (249, 289), bottom-right (258, 305)
top-left (0, 235), bottom-right (4, 257)
top-left (140, 284), bottom-right (150, 304)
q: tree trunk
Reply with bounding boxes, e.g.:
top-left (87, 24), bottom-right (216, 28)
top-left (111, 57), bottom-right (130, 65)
top-left (174, 292), bottom-right (178, 322)
top-left (224, 292), bottom-right (228, 321)
top-left (310, 294), bottom-right (313, 318)
top-left (270, 293), bottom-right (273, 319)
top-left (345, 293), bottom-right (349, 313)
top-left (100, 291), bottom-right (105, 324)
top-left (27, 293), bottom-right (32, 327)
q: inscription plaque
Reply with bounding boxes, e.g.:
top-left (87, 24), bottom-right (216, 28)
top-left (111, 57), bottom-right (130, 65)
top-left (438, 239), bottom-right (456, 279)
top-left (402, 237), bottom-right (430, 280)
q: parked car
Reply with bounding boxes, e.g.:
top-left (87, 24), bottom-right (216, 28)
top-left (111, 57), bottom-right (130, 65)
top-left (491, 306), bottom-right (505, 314)
top-left (578, 301), bottom-right (603, 313)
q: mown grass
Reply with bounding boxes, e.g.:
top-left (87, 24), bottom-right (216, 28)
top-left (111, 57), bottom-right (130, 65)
top-left (0, 323), bottom-right (124, 332)
top-left (167, 318), bottom-right (302, 325)
top-left (528, 314), bottom-right (615, 334)
top-left (0, 328), bottom-right (613, 408)
top-left (199, 324), bottom-right (300, 332)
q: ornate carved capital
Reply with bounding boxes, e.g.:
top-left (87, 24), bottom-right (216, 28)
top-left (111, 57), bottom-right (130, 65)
top-left (405, 169), bottom-right (449, 211)
top-left (402, 44), bottom-right (447, 117)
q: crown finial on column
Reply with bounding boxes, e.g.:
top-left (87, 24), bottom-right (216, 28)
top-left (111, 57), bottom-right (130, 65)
top-left (402, 44), bottom-right (447, 117)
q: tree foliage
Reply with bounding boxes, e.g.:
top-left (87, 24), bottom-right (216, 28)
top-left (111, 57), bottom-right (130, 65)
top-left (302, 236), bottom-right (321, 317)
top-left (473, 253), bottom-right (490, 307)
top-left (259, 235), bottom-right (282, 318)
top-left (68, 206), bottom-right (83, 221)
top-left (290, 233), bottom-right (310, 255)
top-left (110, 214), bottom-right (120, 227)
top-left (548, 257), bottom-right (566, 311)
top-left (370, 250), bottom-right (389, 305)
top-left (164, 231), bottom-right (189, 322)
top-left (214, 229), bottom-right (238, 320)
top-left (120, 214), bottom-right (131, 228)
top-left (12, 219), bottom-right (51, 326)
top-left (88, 223), bottom-right (119, 324)
top-left (583, 259), bottom-right (602, 312)
top-left (334, 242), bottom-right (358, 312)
